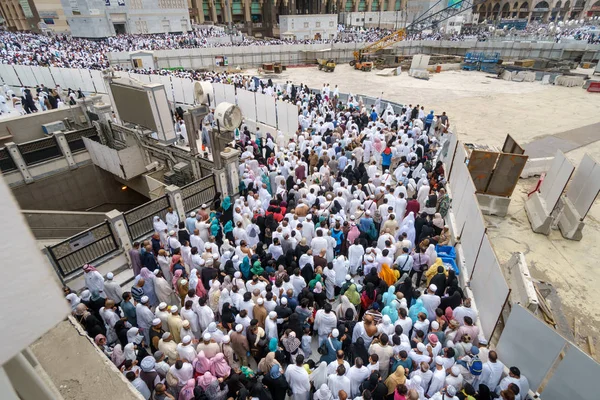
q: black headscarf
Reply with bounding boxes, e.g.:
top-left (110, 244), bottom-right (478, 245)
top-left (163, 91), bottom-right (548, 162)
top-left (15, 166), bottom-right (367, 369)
top-left (351, 337), bottom-right (370, 366)
top-left (221, 302), bottom-right (236, 325)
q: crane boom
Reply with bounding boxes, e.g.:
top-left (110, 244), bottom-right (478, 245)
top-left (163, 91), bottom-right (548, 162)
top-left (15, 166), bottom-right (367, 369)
top-left (354, 0), bottom-right (481, 61)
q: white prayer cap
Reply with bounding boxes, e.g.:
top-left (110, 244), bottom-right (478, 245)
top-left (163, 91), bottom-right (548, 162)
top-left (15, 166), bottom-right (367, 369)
top-left (201, 204), bottom-right (208, 209)
top-left (152, 318), bottom-right (161, 326)
top-left (170, 306), bottom-right (178, 313)
top-left (446, 386), bottom-right (457, 397)
top-left (212, 254), bottom-right (219, 260)
top-left (257, 298), bottom-right (264, 305)
top-left (402, 172), bottom-right (407, 176)
top-left (385, 169), bottom-right (390, 173)
top-left (451, 366), bottom-right (460, 376)
top-left (204, 243), bottom-right (212, 249)
top-left (180, 279), bottom-right (188, 285)
top-left (153, 269), bottom-right (160, 275)
top-left (435, 356), bottom-right (444, 365)
top-left (234, 271), bottom-right (241, 278)
top-left (190, 212), bottom-right (196, 217)
top-left (182, 335), bottom-right (192, 344)
top-left (235, 324), bottom-right (243, 332)
top-left (222, 335), bottom-right (231, 344)
top-left (141, 296), bottom-right (149, 304)
top-left (182, 320), bottom-right (190, 328)
top-left (281, 297), bottom-right (288, 305)
top-left (162, 332), bottom-right (171, 340)
top-left (332, 329), bottom-right (339, 338)
top-left (169, 230), bottom-right (175, 236)
top-left (431, 321), bottom-right (440, 330)
top-left (158, 302), bottom-right (167, 310)
top-left (208, 322), bottom-right (217, 331)
top-left (350, 215), bottom-right (356, 220)
top-left (369, 194), bottom-right (375, 199)
top-left (306, 214), bottom-right (312, 220)
top-left (269, 311), bottom-right (277, 319)
top-left (417, 343), bottom-right (426, 352)
top-left (106, 272), bottom-right (114, 280)
top-left (428, 284), bottom-right (437, 292)
top-left (366, 255), bottom-right (374, 262)
top-left (203, 333), bottom-right (211, 341)
top-left (365, 210), bottom-right (371, 216)
top-left (345, 274), bottom-right (351, 281)
top-left (199, 259), bottom-right (206, 266)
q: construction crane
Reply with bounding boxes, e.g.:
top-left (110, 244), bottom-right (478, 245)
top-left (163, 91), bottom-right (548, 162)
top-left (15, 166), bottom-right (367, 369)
top-left (351, 0), bottom-right (482, 70)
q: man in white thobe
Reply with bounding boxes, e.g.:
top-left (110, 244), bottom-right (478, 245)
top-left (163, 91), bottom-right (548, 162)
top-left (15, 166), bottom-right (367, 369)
top-left (347, 358), bottom-right (370, 398)
top-left (136, 296), bottom-right (155, 346)
top-left (285, 356), bottom-right (311, 400)
top-left (165, 208), bottom-right (179, 232)
top-left (314, 304), bottom-right (338, 346)
top-left (426, 356), bottom-right (447, 398)
top-left (104, 272), bottom-right (123, 304)
top-left (476, 350), bottom-right (504, 392)
top-left (327, 366), bottom-right (351, 400)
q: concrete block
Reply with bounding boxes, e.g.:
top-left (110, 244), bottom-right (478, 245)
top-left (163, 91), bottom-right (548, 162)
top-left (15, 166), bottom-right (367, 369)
top-left (555, 195), bottom-right (585, 241)
top-left (524, 191), bottom-right (553, 235)
top-left (521, 156), bottom-right (554, 178)
top-left (503, 252), bottom-right (539, 313)
top-left (476, 193), bottom-right (511, 217)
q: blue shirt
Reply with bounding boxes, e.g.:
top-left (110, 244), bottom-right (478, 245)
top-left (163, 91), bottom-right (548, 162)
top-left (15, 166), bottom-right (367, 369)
top-left (370, 111), bottom-right (378, 121)
top-left (381, 151), bottom-right (392, 166)
top-left (338, 155), bottom-right (348, 171)
top-left (185, 217), bottom-right (196, 234)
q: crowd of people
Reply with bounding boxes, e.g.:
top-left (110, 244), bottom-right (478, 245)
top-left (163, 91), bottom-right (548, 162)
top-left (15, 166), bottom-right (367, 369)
top-left (0, 83), bottom-right (84, 117)
top-left (0, 27), bottom-right (393, 70)
top-left (65, 77), bottom-right (530, 400)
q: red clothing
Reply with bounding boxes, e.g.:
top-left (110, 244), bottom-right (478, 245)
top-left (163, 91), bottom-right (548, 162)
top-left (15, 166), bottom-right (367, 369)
top-left (405, 200), bottom-right (420, 217)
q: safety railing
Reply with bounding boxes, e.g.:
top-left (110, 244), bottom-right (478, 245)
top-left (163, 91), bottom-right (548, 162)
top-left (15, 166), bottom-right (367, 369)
top-left (46, 221), bottom-right (119, 277)
top-left (0, 147), bottom-right (16, 172)
top-left (123, 195), bottom-right (171, 241)
top-left (65, 127), bottom-right (101, 153)
top-left (17, 136), bottom-right (62, 166)
top-left (181, 175), bottom-right (217, 213)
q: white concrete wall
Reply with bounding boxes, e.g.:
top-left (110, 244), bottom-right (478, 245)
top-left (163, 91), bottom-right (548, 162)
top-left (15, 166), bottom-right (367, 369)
top-left (279, 14), bottom-right (338, 40)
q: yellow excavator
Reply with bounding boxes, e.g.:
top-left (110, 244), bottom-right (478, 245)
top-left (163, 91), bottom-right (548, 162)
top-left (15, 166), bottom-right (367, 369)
top-left (350, 0), bottom-right (480, 71)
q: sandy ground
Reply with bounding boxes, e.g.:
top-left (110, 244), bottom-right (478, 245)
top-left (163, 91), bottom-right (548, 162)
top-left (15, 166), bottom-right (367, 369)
top-left (31, 319), bottom-right (142, 400)
top-left (248, 64), bottom-right (600, 358)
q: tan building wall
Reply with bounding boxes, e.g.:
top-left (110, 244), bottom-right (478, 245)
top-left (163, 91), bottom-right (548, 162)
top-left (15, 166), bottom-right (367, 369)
top-left (0, 0), bottom-right (69, 32)
top-left (35, 0), bottom-right (69, 32)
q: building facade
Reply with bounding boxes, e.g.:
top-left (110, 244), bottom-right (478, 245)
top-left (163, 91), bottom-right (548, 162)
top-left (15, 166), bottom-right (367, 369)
top-left (192, 0), bottom-right (408, 37)
top-left (279, 13), bottom-right (337, 39)
top-left (475, 0), bottom-right (600, 22)
top-left (0, 0), bottom-right (69, 32)
top-left (60, 0), bottom-right (191, 37)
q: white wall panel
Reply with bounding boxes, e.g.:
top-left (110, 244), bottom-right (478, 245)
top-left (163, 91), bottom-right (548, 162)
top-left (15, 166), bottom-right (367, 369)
top-left (543, 343), bottom-right (599, 400)
top-left (460, 197), bottom-right (486, 277)
top-left (90, 70), bottom-right (107, 94)
top-left (182, 79), bottom-right (194, 104)
top-left (224, 84), bottom-right (236, 105)
top-left (497, 305), bottom-right (566, 392)
top-left (286, 102), bottom-right (298, 137)
top-left (539, 150), bottom-right (574, 212)
top-left (171, 77), bottom-right (185, 104)
top-left (0, 65), bottom-right (20, 86)
top-left (30, 66), bottom-right (46, 87)
top-left (276, 99), bottom-right (288, 131)
top-left (255, 92), bottom-right (268, 124)
top-left (212, 82), bottom-right (226, 107)
top-left (470, 235), bottom-right (510, 339)
top-left (265, 94), bottom-right (277, 127)
top-left (39, 67), bottom-right (56, 88)
top-left (14, 65), bottom-right (36, 87)
top-left (237, 89), bottom-right (256, 122)
top-left (49, 67), bottom-right (66, 88)
top-left (78, 69), bottom-right (96, 93)
top-left (566, 154), bottom-right (600, 218)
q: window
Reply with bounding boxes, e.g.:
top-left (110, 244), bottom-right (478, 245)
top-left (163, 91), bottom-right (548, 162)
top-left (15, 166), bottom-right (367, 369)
top-left (304, 22), bottom-right (309, 28)
top-left (43, 18), bottom-right (55, 24)
top-left (329, 21), bottom-right (334, 27)
top-left (291, 22), bottom-right (294, 28)
top-left (369, 18), bottom-right (372, 21)
top-left (356, 18), bottom-right (360, 22)
top-left (316, 21), bottom-right (320, 27)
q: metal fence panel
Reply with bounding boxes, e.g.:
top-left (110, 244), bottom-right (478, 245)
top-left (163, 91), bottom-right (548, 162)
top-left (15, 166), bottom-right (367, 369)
top-left (124, 195), bottom-right (171, 241)
top-left (65, 127), bottom-right (100, 153)
top-left (17, 136), bottom-right (62, 166)
top-left (47, 221), bottom-right (118, 277)
top-left (181, 175), bottom-right (216, 213)
top-left (0, 148), bottom-right (16, 173)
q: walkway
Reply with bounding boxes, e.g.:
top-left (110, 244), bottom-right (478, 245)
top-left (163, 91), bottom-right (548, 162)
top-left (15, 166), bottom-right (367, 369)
top-left (523, 122), bottom-right (600, 158)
